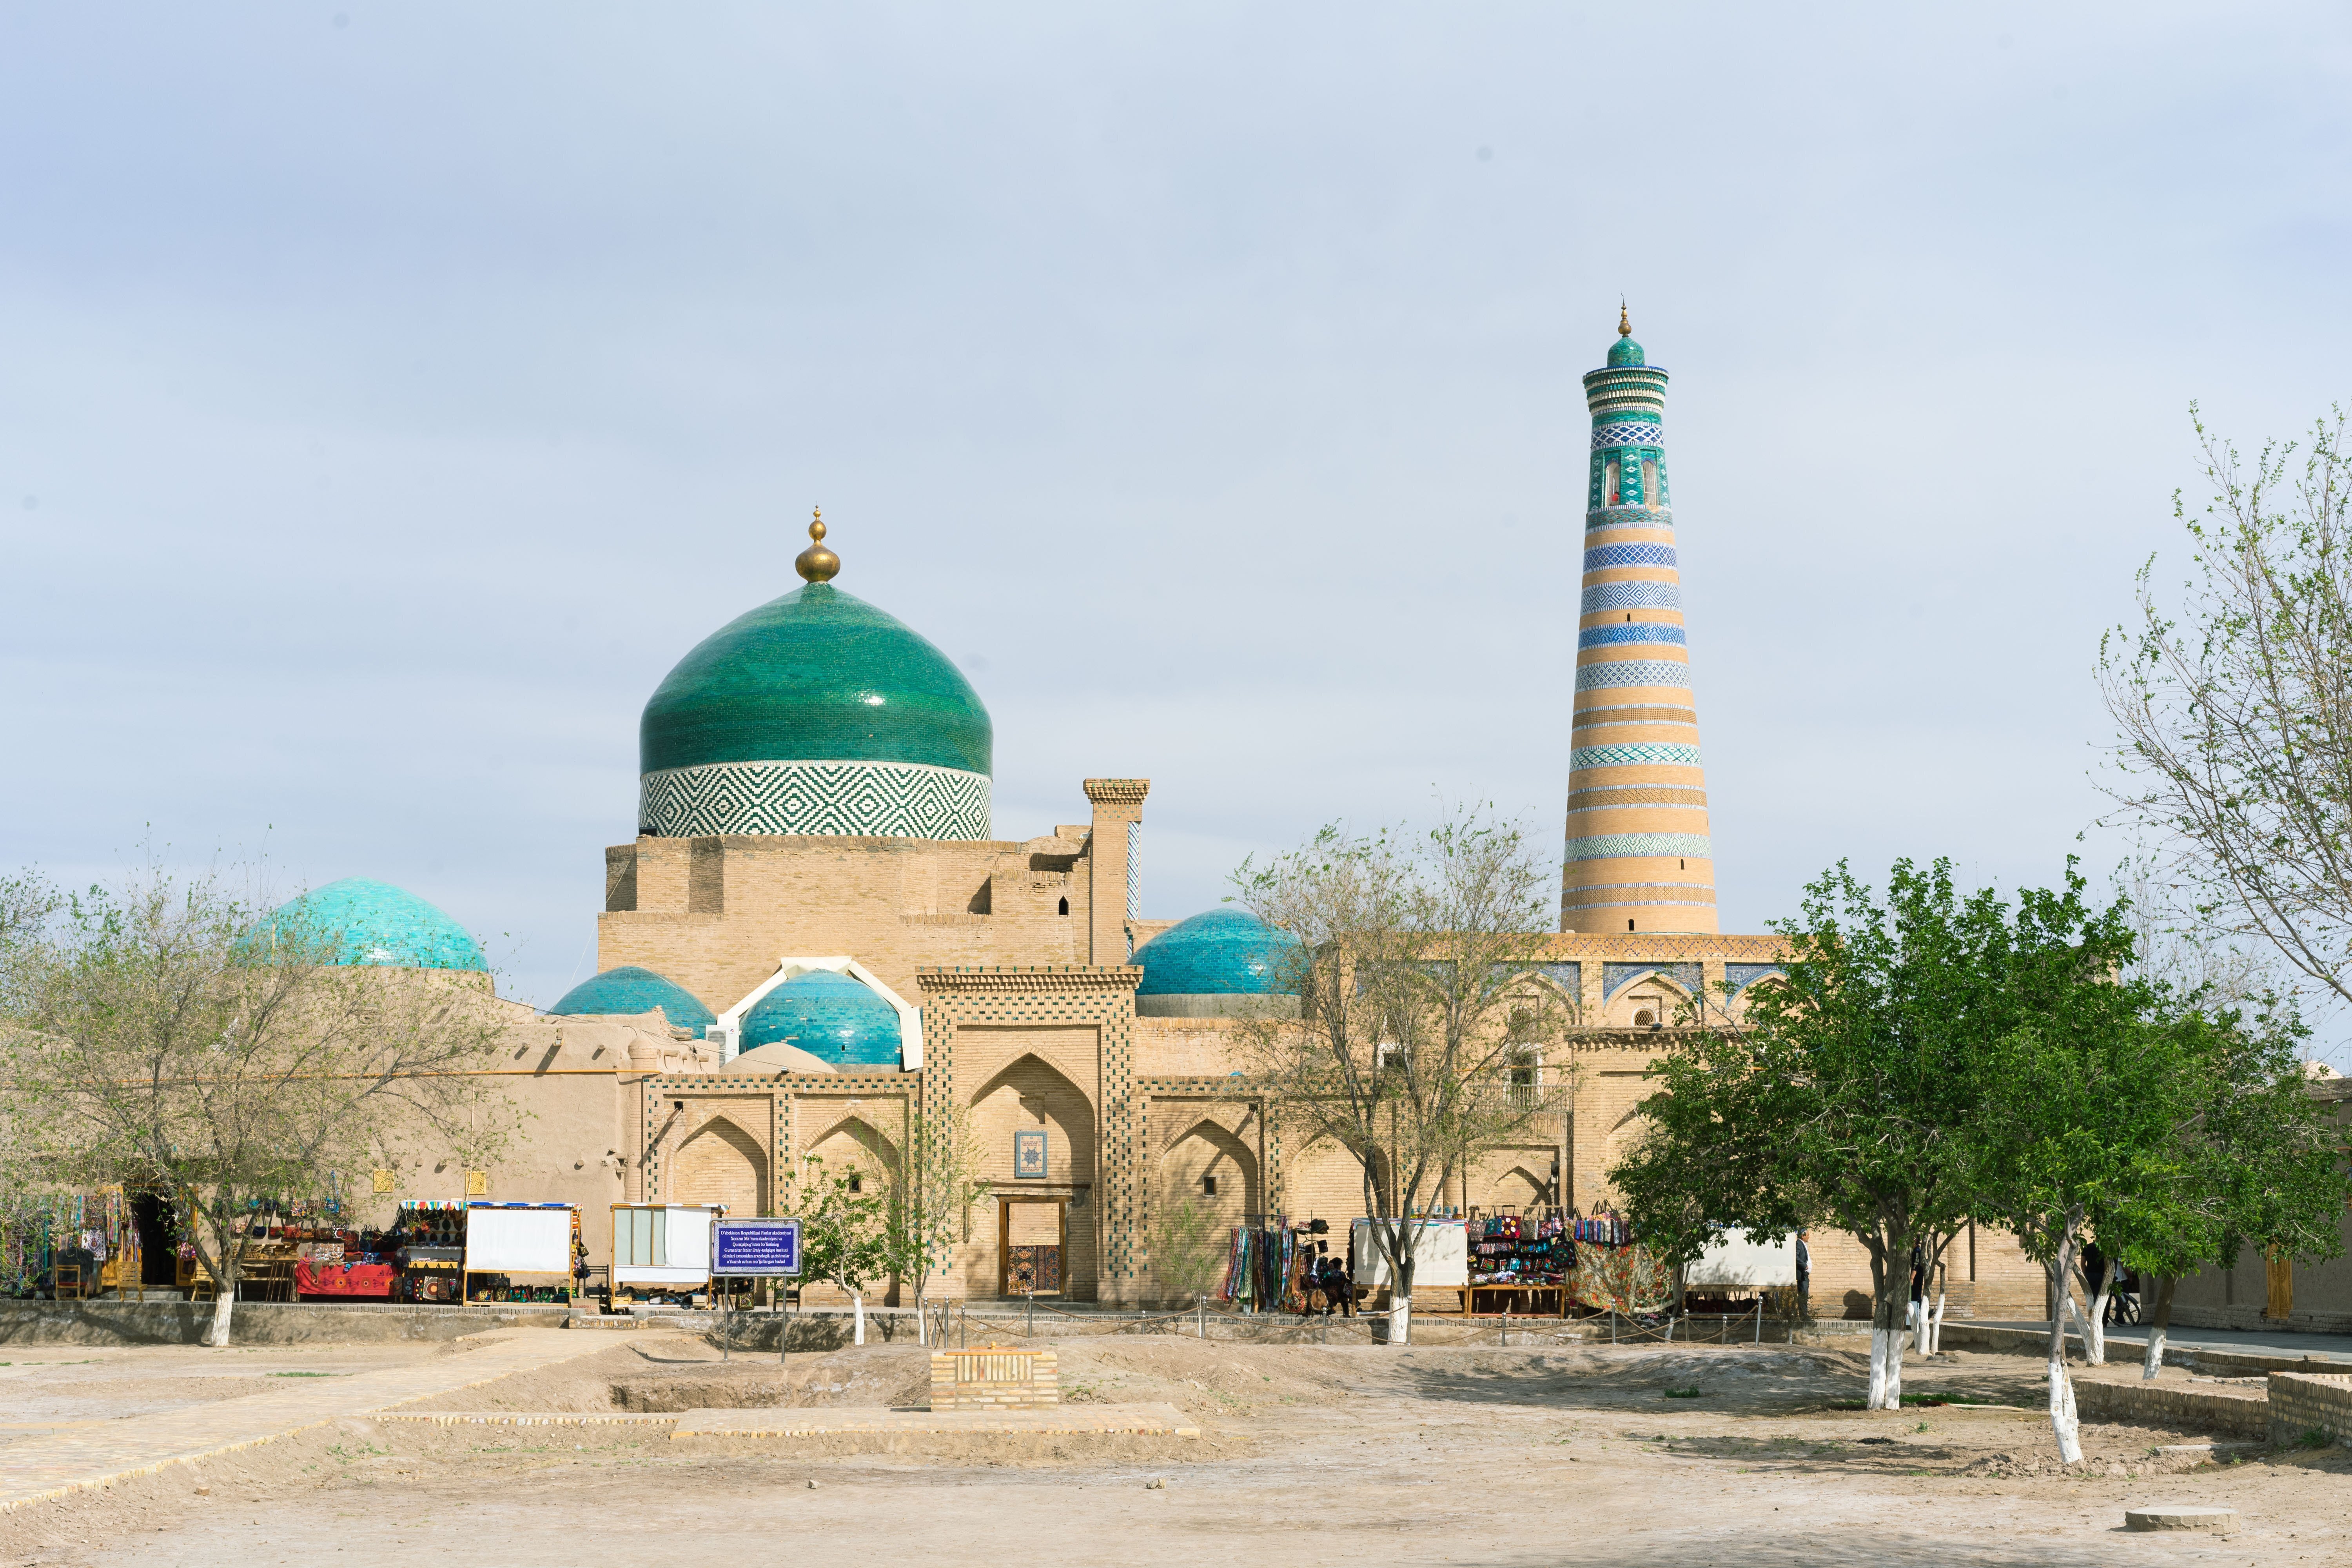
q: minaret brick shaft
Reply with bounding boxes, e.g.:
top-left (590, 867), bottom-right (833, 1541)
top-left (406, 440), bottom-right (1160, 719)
top-left (1561, 312), bottom-right (1718, 934)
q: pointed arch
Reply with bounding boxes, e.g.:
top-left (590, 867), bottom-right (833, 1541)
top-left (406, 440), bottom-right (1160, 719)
top-left (1156, 1118), bottom-right (1258, 1218)
top-left (673, 1113), bottom-right (769, 1215)
top-left (802, 1114), bottom-right (902, 1181)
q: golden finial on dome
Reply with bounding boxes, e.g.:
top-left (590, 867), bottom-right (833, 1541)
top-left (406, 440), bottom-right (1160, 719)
top-left (795, 506), bottom-right (840, 584)
top-left (1618, 299), bottom-right (1632, 338)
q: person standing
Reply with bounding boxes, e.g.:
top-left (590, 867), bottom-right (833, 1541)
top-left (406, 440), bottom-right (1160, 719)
top-left (1795, 1232), bottom-right (1811, 1323)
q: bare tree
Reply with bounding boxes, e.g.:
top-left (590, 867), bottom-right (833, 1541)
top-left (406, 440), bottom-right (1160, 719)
top-left (2101, 408), bottom-right (2352, 1011)
top-left (1233, 810), bottom-right (1574, 1345)
top-left (0, 863), bottom-right (519, 1345)
top-left (892, 1095), bottom-right (986, 1343)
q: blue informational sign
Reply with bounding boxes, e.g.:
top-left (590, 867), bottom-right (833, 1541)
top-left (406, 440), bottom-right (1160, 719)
top-left (711, 1218), bottom-right (801, 1276)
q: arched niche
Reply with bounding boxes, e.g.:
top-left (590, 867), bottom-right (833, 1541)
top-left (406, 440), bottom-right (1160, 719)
top-left (672, 1114), bottom-right (769, 1216)
top-left (1156, 1117), bottom-right (1258, 1218)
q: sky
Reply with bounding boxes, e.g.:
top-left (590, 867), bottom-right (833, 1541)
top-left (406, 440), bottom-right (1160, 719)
top-left (3, 5), bottom-right (2348, 1053)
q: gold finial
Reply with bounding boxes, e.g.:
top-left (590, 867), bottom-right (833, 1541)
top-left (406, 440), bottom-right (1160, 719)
top-left (795, 506), bottom-right (840, 583)
top-left (1618, 299), bottom-right (1632, 338)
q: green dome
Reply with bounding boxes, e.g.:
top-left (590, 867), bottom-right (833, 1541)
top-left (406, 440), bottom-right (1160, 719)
top-left (637, 578), bottom-right (995, 840)
top-left (641, 583), bottom-right (990, 777)
top-left (1607, 335), bottom-right (1646, 367)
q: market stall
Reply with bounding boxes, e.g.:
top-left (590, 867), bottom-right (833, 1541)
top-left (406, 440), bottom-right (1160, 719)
top-left (1347, 1216), bottom-right (1469, 1310)
top-left (1462, 1212), bottom-right (1571, 1315)
top-left (610, 1202), bottom-right (720, 1306)
top-left (394, 1200), bottom-right (467, 1302)
top-left (1568, 1209), bottom-right (1670, 1315)
top-left (463, 1201), bottom-right (580, 1303)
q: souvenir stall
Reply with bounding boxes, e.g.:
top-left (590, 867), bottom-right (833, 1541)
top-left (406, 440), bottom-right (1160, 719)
top-left (609, 1203), bottom-right (719, 1307)
top-left (463, 1201), bottom-right (580, 1304)
top-left (393, 1200), bottom-right (468, 1303)
top-left (0, 1192), bottom-right (131, 1299)
top-left (1568, 1209), bottom-right (1670, 1316)
top-left (1216, 1218), bottom-right (1348, 1314)
top-left (1463, 1212), bottom-right (1571, 1315)
top-left (1348, 1216), bottom-right (1469, 1309)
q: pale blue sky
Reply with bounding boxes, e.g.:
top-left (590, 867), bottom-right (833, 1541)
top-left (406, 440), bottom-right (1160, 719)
top-left (4, 5), bottom-right (2347, 1050)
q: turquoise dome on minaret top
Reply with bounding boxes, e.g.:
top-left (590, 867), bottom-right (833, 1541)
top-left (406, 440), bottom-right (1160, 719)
top-left (637, 511), bottom-right (993, 840)
top-left (1606, 304), bottom-right (1646, 367)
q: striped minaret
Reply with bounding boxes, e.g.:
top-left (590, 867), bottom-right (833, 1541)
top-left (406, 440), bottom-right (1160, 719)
top-left (1561, 309), bottom-right (1717, 935)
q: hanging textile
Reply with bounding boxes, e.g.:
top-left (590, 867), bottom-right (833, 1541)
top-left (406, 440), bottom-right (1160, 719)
top-left (1572, 1242), bottom-right (1669, 1313)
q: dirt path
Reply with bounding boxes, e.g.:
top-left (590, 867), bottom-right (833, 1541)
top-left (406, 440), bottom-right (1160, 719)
top-left (1, 1337), bottom-right (2342, 1566)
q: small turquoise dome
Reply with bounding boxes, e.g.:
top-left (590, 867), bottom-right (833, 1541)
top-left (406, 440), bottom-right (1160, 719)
top-left (740, 971), bottom-right (902, 1067)
top-left (641, 583), bottom-right (991, 779)
top-left (548, 966), bottom-right (714, 1031)
top-left (1607, 335), bottom-right (1646, 367)
top-left (1132, 908), bottom-right (1301, 998)
top-left (257, 878), bottom-right (486, 971)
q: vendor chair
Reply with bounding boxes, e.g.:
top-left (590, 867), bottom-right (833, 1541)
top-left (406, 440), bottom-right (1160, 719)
top-left (51, 1264), bottom-right (88, 1301)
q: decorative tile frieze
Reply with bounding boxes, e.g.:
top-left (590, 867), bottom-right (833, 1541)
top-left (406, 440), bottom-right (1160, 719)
top-left (1574, 659), bottom-right (1692, 691)
top-left (1583, 543), bottom-right (1678, 571)
top-left (1577, 624), bottom-right (1687, 650)
top-left (640, 759), bottom-right (990, 840)
top-left (1569, 743), bottom-right (1703, 769)
top-left (1581, 580), bottom-right (1682, 613)
top-left (1564, 832), bottom-right (1713, 863)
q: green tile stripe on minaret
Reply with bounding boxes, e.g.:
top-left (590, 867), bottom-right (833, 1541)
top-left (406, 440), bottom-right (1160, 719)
top-left (1562, 308), bottom-right (1718, 935)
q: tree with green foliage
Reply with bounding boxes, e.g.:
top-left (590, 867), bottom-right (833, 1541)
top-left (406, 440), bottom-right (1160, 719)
top-left (0, 862), bottom-right (515, 1347)
top-left (794, 1154), bottom-right (893, 1346)
top-left (1613, 860), bottom-right (2171, 1415)
top-left (1232, 808), bottom-right (1574, 1345)
top-left (1148, 1196), bottom-right (1225, 1307)
top-left (890, 1097), bottom-right (986, 1344)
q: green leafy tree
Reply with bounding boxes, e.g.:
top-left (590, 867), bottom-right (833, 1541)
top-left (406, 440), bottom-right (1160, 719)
top-left (1148, 1196), bottom-right (1225, 1307)
top-left (890, 1098), bottom-right (986, 1344)
top-left (0, 862), bottom-right (515, 1346)
top-left (795, 1154), bottom-right (893, 1346)
top-left (1613, 859), bottom-right (2137, 1412)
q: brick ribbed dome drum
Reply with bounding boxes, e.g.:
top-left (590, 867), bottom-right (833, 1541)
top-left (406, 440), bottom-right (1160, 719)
top-left (637, 519), bottom-right (992, 840)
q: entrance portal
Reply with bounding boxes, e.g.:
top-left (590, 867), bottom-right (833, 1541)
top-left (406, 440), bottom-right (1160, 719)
top-left (998, 1197), bottom-right (1065, 1297)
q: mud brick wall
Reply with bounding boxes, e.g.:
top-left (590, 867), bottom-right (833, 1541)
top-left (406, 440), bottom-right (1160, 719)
top-left (2267, 1371), bottom-right (2352, 1445)
top-left (2071, 1377), bottom-right (2269, 1439)
top-left (929, 1347), bottom-right (1060, 1410)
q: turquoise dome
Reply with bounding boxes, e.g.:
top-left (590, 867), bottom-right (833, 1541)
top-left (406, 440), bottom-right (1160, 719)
top-left (1132, 908), bottom-right (1302, 998)
top-left (548, 966), bottom-right (714, 1030)
top-left (740, 971), bottom-right (902, 1067)
top-left (257, 878), bottom-right (486, 971)
top-left (641, 583), bottom-right (991, 779)
top-left (1607, 335), bottom-right (1646, 367)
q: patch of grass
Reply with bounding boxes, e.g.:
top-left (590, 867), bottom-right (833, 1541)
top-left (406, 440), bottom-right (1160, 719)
top-left (1663, 1387), bottom-right (1702, 1399)
top-left (2296, 1426), bottom-right (2332, 1450)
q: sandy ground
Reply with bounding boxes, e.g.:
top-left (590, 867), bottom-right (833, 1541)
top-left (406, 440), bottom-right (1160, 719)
top-left (1, 1332), bottom-right (2345, 1566)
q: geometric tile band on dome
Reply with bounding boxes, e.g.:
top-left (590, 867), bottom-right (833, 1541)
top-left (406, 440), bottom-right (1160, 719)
top-left (1564, 832), bottom-right (1714, 863)
top-left (1569, 743), bottom-right (1703, 769)
top-left (1580, 581), bottom-right (1682, 613)
top-left (1583, 543), bottom-right (1678, 571)
top-left (1590, 421), bottom-right (1664, 449)
top-left (1575, 660), bottom-right (1693, 691)
top-left (640, 759), bottom-right (991, 840)
top-left (1577, 624), bottom-right (1688, 650)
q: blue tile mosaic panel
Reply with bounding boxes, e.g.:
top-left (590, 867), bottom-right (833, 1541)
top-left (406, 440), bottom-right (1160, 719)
top-left (1574, 660), bottom-right (1692, 691)
top-left (1577, 624), bottom-right (1688, 650)
top-left (1564, 832), bottom-right (1713, 863)
top-left (1583, 544), bottom-right (1678, 571)
top-left (1569, 744), bottom-right (1703, 769)
top-left (1603, 961), bottom-right (1704, 1000)
top-left (1581, 581), bottom-right (1682, 613)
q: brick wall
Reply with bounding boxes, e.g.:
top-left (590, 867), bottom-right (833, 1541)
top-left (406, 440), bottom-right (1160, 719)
top-left (2268, 1371), bottom-right (2352, 1446)
top-left (2071, 1377), bottom-right (2269, 1439)
top-left (929, 1347), bottom-right (1060, 1410)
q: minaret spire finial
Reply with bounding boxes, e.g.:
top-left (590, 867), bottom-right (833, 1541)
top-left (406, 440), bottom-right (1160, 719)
top-left (1618, 299), bottom-right (1632, 338)
top-left (795, 505), bottom-right (840, 583)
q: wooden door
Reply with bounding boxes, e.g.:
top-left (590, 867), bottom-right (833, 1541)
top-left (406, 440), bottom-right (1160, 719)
top-left (998, 1197), bottom-right (1067, 1297)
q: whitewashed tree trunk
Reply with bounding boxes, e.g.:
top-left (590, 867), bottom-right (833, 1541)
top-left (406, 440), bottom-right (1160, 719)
top-left (2142, 1275), bottom-right (2175, 1381)
top-left (851, 1291), bottom-right (866, 1347)
top-left (207, 1290), bottom-right (234, 1348)
top-left (1391, 1297), bottom-right (1412, 1346)
top-left (1867, 1328), bottom-right (1890, 1408)
top-left (1884, 1326), bottom-right (1904, 1408)
top-left (2085, 1270), bottom-right (2112, 1366)
top-left (1931, 1292), bottom-right (1946, 1354)
top-left (2047, 1354), bottom-right (2082, 1463)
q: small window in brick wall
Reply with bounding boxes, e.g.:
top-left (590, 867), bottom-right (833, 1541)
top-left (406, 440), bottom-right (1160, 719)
top-left (848, 1174), bottom-right (862, 1194)
top-left (1202, 1174), bottom-right (1218, 1197)
top-left (1058, 897), bottom-right (1069, 915)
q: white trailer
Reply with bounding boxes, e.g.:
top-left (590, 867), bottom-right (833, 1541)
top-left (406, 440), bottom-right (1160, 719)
top-left (609, 1203), bottom-right (723, 1305)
